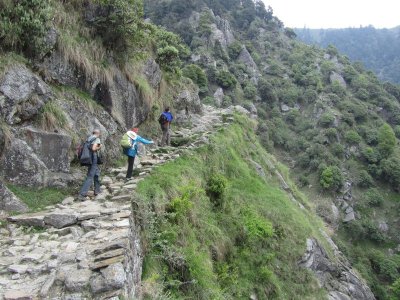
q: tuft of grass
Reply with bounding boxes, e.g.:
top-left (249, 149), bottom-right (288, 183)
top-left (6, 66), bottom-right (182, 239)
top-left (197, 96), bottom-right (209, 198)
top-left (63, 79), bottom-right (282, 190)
top-left (38, 100), bottom-right (68, 130)
top-left (7, 185), bottom-right (72, 212)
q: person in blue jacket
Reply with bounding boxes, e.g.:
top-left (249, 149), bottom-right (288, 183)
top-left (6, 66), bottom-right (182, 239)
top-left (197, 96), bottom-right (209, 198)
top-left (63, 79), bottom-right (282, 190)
top-left (159, 107), bottom-right (174, 146)
top-left (124, 128), bottom-right (154, 179)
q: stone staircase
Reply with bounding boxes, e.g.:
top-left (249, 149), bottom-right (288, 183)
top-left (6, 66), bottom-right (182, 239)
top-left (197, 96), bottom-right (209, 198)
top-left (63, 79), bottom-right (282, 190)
top-left (0, 105), bottom-right (236, 300)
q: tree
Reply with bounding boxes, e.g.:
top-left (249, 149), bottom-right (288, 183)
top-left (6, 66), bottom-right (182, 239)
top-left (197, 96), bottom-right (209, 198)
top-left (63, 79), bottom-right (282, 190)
top-left (320, 166), bottom-right (343, 190)
top-left (0, 0), bottom-right (52, 57)
top-left (216, 70), bottom-right (237, 89)
top-left (257, 79), bottom-right (278, 105)
top-left (88, 0), bottom-right (144, 53)
top-left (377, 124), bottom-right (396, 158)
top-left (183, 64), bottom-right (208, 94)
top-left (380, 155), bottom-right (400, 188)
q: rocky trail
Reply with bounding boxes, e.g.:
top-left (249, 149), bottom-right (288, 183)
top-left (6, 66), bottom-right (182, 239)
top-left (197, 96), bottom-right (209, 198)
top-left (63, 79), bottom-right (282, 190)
top-left (0, 105), bottom-right (235, 300)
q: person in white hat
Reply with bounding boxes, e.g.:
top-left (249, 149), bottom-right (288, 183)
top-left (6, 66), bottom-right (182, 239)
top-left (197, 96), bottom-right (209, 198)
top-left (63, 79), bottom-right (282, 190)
top-left (123, 128), bottom-right (154, 179)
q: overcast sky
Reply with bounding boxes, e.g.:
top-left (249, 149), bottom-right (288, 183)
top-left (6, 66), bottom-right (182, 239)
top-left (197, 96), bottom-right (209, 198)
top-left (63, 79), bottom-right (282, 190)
top-left (263, 0), bottom-right (400, 29)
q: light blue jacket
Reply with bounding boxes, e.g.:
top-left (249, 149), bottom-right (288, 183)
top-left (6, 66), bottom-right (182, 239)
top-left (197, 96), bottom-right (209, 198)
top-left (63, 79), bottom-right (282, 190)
top-left (123, 135), bottom-right (153, 157)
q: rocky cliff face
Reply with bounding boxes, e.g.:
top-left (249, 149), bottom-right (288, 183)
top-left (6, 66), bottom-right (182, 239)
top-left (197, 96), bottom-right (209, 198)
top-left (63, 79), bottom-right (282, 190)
top-left (300, 237), bottom-right (376, 300)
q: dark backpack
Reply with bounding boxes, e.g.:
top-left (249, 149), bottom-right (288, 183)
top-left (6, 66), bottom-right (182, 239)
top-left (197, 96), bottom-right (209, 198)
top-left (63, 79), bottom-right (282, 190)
top-left (158, 113), bottom-right (168, 125)
top-left (77, 137), bottom-right (96, 166)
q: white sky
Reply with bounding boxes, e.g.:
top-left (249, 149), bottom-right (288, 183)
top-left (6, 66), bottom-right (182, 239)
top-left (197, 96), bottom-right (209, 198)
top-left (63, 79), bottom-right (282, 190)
top-left (263, 0), bottom-right (400, 29)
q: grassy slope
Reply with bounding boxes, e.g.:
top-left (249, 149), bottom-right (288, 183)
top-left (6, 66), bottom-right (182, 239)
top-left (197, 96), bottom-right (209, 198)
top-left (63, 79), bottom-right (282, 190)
top-left (137, 116), bottom-right (327, 300)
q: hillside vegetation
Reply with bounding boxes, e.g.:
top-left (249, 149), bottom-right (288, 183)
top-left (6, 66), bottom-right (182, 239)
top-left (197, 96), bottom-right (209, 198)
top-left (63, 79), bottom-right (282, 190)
top-left (145, 0), bottom-right (400, 298)
top-left (1, 0), bottom-right (400, 299)
top-left (138, 117), bottom-right (328, 299)
top-left (295, 26), bottom-right (400, 84)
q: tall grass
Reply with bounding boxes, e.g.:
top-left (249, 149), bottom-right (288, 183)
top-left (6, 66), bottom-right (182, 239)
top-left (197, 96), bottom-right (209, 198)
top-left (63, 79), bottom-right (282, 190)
top-left (38, 101), bottom-right (68, 130)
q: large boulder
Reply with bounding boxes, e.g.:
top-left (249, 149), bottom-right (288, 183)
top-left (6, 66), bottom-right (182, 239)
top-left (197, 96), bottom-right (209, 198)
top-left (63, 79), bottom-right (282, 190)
top-left (330, 71), bottom-right (347, 88)
top-left (213, 88), bottom-right (224, 107)
top-left (23, 127), bottom-right (72, 173)
top-left (174, 89), bottom-right (202, 114)
top-left (0, 181), bottom-right (28, 213)
top-left (0, 65), bottom-right (53, 124)
top-left (1, 138), bottom-right (49, 187)
top-left (238, 46), bottom-right (260, 83)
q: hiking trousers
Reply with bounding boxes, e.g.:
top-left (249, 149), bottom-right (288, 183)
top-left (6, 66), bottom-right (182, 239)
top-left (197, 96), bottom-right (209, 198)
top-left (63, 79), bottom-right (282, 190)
top-left (126, 156), bottom-right (135, 179)
top-left (80, 155), bottom-right (101, 196)
top-left (161, 124), bottom-right (170, 146)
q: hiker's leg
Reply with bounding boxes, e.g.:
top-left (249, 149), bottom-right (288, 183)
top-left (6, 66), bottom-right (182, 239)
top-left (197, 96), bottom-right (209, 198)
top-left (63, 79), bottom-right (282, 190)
top-left (80, 165), bottom-right (95, 196)
top-left (166, 125), bottom-right (171, 146)
top-left (161, 127), bottom-right (168, 146)
top-left (126, 156), bottom-right (135, 178)
top-left (94, 166), bottom-right (101, 195)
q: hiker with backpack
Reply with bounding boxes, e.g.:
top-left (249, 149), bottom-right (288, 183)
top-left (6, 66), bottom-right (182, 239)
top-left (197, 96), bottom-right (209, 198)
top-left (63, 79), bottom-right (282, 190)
top-left (78, 129), bottom-right (102, 201)
top-left (120, 128), bottom-right (154, 180)
top-left (159, 107), bottom-right (173, 146)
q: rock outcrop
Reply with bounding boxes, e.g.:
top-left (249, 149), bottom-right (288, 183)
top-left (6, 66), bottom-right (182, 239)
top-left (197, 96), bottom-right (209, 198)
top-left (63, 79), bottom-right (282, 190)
top-left (0, 182), bottom-right (28, 213)
top-left (300, 238), bottom-right (375, 300)
top-left (0, 65), bottom-right (53, 125)
top-left (238, 46), bottom-right (261, 83)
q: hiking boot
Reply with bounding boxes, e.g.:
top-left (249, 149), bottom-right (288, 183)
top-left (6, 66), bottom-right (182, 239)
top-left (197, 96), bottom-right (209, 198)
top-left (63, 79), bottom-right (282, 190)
top-left (78, 195), bottom-right (90, 202)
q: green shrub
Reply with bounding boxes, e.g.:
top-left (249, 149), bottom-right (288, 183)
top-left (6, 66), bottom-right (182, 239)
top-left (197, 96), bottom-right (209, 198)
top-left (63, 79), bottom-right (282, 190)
top-left (206, 173), bottom-right (228, 207)
top-left (89, 0), bottom-right (144, 53)
top-left (320, 166), bottom-right (343, 190)
top-left (319, 112), bottom-right (335, 127)
top-left (380, 155), bottom-right (400, 188)
top-left (377, 123), bottom-right (396, 158)
top-left (216, 70), bottom-right (237, 89)
top-left (183, 64), bottom-right (208, 93)
top-left (364, 188), bottom-right (384, 207)
top-left (361, 146), bottom-right (380, 164)
top-left (167, 185), bottom-right (200, 221)
top-left (258, 78), bottom-right (278, 104)
top-left (391, 278), bottom-right (400, 299)
top-left (228, 41), bottom-right (243, 59)
top-left (344, 130), bottom-right (362, 145)
top-left (357, 170), bottom-right (374, 188)
top-left (242, 209), bottom-right (274, 240)
top-left (243, 83), bottom-right (257, 100)
top-left (0, 0), bottom-right (52, 57)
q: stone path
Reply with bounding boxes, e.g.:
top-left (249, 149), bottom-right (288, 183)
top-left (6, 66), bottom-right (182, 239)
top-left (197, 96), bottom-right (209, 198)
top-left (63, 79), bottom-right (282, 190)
top-left (0, 105), bottom-right (236, 300)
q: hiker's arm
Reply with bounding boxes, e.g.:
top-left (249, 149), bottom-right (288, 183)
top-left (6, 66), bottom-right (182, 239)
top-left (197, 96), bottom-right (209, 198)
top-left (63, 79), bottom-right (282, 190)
top-left (137, 137), bottom-right (154, 145)
top-left (92, 143), bottom-right (101, 151)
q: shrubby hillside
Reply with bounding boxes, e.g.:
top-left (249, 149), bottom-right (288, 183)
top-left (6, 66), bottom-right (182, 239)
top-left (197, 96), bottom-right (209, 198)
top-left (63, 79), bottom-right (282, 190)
top-left (295, 26), bottom-right (400, 84)
top-left (145, 0), bottom-right (400, 298)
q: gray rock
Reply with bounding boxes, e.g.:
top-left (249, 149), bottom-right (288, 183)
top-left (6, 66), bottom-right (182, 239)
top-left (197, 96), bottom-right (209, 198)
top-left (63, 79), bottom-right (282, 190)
top-left (281, 104), bottom-right (291, 112)
top-left (1, 138), bottom-right (49, 187)
top-left (22, 127), bottom-right (72, 173)
top-left (0, 181), bottom-right (28, 212)
top-left (62, 197), bottom-right (75, 205)
top-left (90, 274), bottom-right (108, 294)
top-left (44, 213), bottom-right (78, 228)
top-left (213, 88), bottom-right (224, 107)
top-left (0, 65), bottom-right (53, 124)
top-left (238, 46), bottom-right (260, 81)
top-left (3, 290), bottom-right (33, 300)
top-left (39, 271), bottom-right (56, 297)
top-left (378, 221), bottom-right (389, 233)
top-left (343, 211), bottom-right (355, 223)
top-left (8, 214), bottom-right (45, 227)
top-left (330, 72), bottom-right (347, 88)
top-left (8, 264), bottom-right (29, 274)
top-left (175, 89), bottom-right (202, 114)
top-left (65, 268), bottom-right (92, 292)
top-left (142, 59), bottom-right (162, 88)
top-left (300, 238), bottom-right (375, 300)
top-left (100, 263), bottom-right (126, 289)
